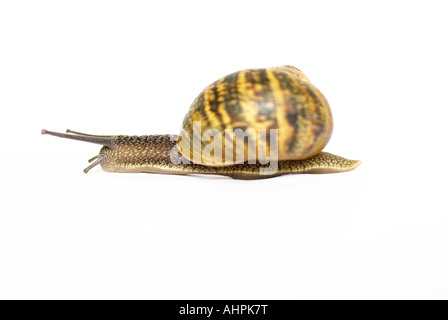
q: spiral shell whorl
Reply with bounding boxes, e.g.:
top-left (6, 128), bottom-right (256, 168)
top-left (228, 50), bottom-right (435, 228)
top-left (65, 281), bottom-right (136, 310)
top-left (178, 66), bottom-right (333, 166)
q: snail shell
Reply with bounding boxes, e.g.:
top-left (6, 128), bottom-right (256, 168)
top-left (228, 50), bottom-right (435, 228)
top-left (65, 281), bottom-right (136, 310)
top-left (177, 66), bottom-right (333, 166)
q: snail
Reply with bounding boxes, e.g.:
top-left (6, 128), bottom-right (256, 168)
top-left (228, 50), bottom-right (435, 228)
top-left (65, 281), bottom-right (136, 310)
top-left (42, 65), bottom-right (361, 179)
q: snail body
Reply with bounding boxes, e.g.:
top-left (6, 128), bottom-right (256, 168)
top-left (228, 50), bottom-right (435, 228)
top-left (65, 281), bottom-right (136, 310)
top-left (42, 66), bottom-right (361, 179)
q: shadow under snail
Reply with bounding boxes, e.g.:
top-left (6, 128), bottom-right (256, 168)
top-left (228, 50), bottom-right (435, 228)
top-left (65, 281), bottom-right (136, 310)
top-left (42, 65), bottom-right (361, 179)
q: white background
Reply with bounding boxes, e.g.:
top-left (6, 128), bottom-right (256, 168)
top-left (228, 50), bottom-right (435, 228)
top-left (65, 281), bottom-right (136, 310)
top-left (1, 0), bottom-right (447, 299)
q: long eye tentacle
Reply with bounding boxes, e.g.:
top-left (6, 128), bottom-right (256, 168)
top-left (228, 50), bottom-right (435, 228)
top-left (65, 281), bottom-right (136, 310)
top-left (66, 129), bottom-right (113, 138)
top-left (41, 129), bottom-right (115, 147)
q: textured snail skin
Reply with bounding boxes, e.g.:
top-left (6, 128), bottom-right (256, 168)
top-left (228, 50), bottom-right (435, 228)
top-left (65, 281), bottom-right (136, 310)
top-left (41, 66), bottom-right (361, 179)
top-left (98, 135), bottom-right (361, 180)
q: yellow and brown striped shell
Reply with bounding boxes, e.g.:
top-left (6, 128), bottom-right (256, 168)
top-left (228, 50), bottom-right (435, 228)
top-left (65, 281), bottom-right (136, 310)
top-left (177, 66), bottom-right (333, 166)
